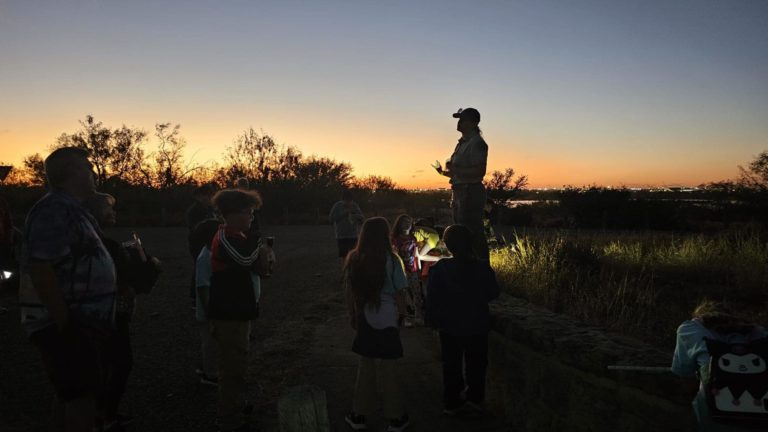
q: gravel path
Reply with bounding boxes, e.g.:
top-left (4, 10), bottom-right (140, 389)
top-left (0, 225), bottom-right (507, 432)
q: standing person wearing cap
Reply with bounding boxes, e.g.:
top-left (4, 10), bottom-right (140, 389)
top-left (433, 108), bottom-right (489, 261)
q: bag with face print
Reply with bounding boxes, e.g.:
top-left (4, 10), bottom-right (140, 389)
top-left (704, 335), bottom-right (768, 427)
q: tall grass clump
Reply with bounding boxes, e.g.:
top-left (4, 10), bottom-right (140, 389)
top-left (491, 228), bottom-right (768, 348)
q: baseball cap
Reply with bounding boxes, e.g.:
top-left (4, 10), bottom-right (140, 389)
top-left (452, 107), bottom-right (480, 122)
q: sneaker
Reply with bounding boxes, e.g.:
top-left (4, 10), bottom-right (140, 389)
top-left (344, 412), bottom-right (366, 430)
top-left (387, 413), bottom-right (410, 432)
top-left (199, 374), bottom-right (219, 386)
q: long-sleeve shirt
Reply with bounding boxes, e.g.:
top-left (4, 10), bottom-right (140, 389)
top-left (207, 226), bottom-right (262, 320)
top-left (426, 257), bottom-right (499, 335)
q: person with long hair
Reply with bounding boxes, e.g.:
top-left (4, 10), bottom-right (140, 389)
top-left (671, 300), bottom-right (767, 431)
top-left (344, 217), bottom-right (410, 432)
top-left (390, 214), bottom-right (422, 327)
top-left (433, 107), bottom-right (490, 261)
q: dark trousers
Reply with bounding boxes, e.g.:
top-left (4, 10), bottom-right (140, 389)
top-left (102, 313), bottom-right (133, 420)
top-left (439, 331), bottom-right (488, 409)
top-left (451, 183), bottom-right (489, 260)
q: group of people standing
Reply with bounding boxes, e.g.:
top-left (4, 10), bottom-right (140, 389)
top-left (339, 216), bottom-right (500, 432)
top-left (13, 146), bottom-right (273, 432)
top-left (6, 106), bottom-right (761, 432)
top-left (17, 147), bottom-right (162, 432)
top-left (329, 108), bottom-right (501, 431)
top-left (6, 106), bottom-right (492, 432)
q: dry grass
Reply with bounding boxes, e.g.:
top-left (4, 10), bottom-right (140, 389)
top-left (490, 227), bottom-right (768, 349)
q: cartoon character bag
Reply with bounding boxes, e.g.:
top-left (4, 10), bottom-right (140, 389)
top-left (703, 336), bottom-right (768, 426)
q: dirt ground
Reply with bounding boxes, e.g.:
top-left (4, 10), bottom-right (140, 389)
top-left (0, 225), bottom-right (506, 432)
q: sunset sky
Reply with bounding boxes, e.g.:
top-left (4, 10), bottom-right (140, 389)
top-left (1, 0), bottom-right (766, 189)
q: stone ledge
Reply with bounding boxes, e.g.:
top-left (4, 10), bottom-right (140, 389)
top-left (489, 295), bottom-right (690, 404)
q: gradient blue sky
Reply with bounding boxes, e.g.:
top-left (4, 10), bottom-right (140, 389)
top-left (1, 0), bottom-right (766, 188)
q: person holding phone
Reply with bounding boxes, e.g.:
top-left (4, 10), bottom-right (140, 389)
top-left (433, 108), bottom-right (489, 261)
top-left (83, 192), bottom-right (162, 431)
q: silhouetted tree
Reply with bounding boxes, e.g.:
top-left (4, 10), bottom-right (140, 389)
top-left (738, 151), bottom-right (768, 191)
top-left (52, 115), bottom-right (151, 186)
top-left (352, 175), bottom-right (398, 192)
top-left (111, 125), bottom-right (150, 185)
top-left (22, 153), bottom-right (46, 186)
top-left (153, 123), bottom-right (196, 189)
top-left (225, 128), bottom-right (280, 184)
top-left (270, 146), bottom-right (302, 182)
top-left (54, 115), bottom-right (113, 185)
top-left (484, 168), bottom-right (529, 201)
top-left (294, 157), bottom-right (353, 190)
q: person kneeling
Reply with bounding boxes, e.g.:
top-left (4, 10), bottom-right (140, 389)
top-left (672, 301), bottom-right (768, 431)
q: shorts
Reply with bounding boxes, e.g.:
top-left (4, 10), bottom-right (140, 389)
top-left (30, 324), bottom-right (106, 402)
top-left (337, 238), bottom-right (357, 258)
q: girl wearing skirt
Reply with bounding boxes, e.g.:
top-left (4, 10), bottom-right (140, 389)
top-left (343, 217), bottom-right (410, 432)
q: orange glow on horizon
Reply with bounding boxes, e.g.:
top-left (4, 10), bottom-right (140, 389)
top-left (0, 122), bottom-right (743, 190)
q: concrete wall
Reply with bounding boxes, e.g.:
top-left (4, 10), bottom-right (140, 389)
top-left (486, 297), bottom-right (697, 431)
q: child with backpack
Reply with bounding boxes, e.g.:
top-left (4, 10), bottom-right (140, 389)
top-left (208, 189), bottom-right (272, 432)
top-left (671, 300), bottom-right (768, 431)
top-left (425, 224), bottom-right (500, 416)
top-left (344, 217), bottom-right (410, 432)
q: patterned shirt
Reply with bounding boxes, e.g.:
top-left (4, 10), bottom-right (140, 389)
top-left (19, 190), bottom-right (116, 335)
top-left (393, 234), bottom-right (418, 273)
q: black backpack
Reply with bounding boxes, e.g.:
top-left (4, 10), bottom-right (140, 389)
top-left (703, 335), bottom-right (768, 426)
